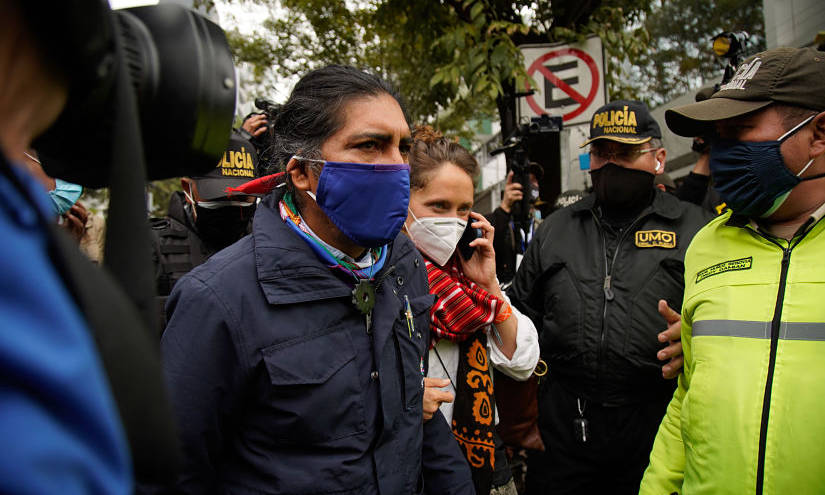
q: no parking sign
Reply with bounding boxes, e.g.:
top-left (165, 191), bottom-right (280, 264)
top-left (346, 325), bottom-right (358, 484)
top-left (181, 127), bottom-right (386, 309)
top-left (519, 36), bottom-right (607, 126)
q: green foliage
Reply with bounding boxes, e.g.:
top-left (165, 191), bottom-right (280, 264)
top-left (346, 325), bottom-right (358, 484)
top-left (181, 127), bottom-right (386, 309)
top-left (585, 5), bottom-right (652, 102)
top-left (79, 188), bottom-right (110, 217)
top-left (147, 178), bottom-right (182, 218)
top-left (222, 0), bottom-right (761, 136)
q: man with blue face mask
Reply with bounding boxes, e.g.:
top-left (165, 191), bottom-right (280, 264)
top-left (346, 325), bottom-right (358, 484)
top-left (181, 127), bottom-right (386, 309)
top-left (641, 46), bottom-right (825, 494)
top-left (159, 65), bottom-right (473, 494)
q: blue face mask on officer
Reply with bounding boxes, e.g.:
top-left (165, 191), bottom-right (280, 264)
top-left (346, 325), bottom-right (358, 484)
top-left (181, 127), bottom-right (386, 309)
top-left (295, 157), bottom-right (411, 248)
top-left (710, 115), bottom-right (824, 218)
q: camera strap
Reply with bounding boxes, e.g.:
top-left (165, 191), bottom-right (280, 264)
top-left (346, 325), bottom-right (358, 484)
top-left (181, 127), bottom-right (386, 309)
top-left (101, 52), bottom-right (158, 334)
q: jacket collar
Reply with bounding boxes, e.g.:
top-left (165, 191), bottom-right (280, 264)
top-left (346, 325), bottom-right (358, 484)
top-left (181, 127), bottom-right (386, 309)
top-left (570, 189), bottom-right (683, 221)
top-left (726, 200), bottom-right (825, 238)
top-left (253, 187), bottom-right (413, 306)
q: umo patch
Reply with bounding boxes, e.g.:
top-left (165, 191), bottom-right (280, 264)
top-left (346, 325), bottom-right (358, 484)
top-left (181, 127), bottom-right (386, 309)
top-left (635, 230), bottom-right (676, 248)
top-left (696, 256), bottom-right (753, 283)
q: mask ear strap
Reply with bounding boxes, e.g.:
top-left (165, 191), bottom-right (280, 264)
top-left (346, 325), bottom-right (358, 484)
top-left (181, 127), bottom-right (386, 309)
top-left (293, 155), bottom-right (326, 165)
top-left (779, 114), bottom-right (816, 141)
top-left (182, 184), bottom-right (199, 220)
top-left (403, 208), bottom-right (420, 236)
top-left (798, 158), bottom-right (825, 182)
top-left (797, 158), bottom-right (815, 178)
top-left (183, 185), bottom-right (195, 206)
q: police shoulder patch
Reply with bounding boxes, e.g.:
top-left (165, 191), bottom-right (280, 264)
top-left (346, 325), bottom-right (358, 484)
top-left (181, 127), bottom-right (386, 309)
top-left (635, 230), bottom-right (676, 248)
top-left (696, 256), bottom-right (753, 283)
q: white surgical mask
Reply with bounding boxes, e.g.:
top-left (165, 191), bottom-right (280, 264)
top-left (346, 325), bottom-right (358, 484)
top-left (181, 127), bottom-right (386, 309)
top-left (405, 209), bottom-right (466, 266)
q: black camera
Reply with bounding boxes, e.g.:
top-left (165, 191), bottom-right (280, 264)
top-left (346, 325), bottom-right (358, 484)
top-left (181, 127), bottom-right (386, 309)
top-left (491, 115), bottom-right (562, 226)
top-left (255, 97), bottom-right (282, 118)
top-left (712, 31), bottom-right (751, 87)
top-left (28, 1), bottom-right (237, 188)
top-left (241, 97), bottom-right (282, 173)
top-left (19, 0), bottom-right (237, 325)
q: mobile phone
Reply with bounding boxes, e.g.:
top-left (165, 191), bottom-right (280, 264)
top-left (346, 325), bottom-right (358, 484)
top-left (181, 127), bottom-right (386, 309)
top-left (457, 220), bottom-right (482, 260)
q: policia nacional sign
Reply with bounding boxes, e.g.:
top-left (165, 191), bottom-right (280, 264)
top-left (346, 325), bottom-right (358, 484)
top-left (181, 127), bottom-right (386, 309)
top-left (217, 145), bottom-right (255, 178)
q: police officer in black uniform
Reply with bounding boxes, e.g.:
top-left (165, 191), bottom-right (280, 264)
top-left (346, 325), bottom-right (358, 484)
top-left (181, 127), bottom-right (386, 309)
top-left (151, 131), bottom-right (258, 324)
top-left (508, 101), bottom-right (713, 494)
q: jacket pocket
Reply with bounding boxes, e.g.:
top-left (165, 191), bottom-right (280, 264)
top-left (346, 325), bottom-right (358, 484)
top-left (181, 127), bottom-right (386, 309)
top-left (261, 325), bottom-right (366, 443)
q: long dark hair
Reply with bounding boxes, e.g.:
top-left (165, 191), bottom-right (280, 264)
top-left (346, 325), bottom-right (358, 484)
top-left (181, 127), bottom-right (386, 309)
top-left (267, 65), bottom-right (409, 177)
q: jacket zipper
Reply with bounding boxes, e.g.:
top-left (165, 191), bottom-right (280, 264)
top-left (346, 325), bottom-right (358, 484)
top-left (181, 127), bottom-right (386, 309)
top-left (755, 246), bottom-right (789, 495)
top-left (751, 222), bottom-right (816, 494)
top-left (591, 212), bottom-right (644, 400)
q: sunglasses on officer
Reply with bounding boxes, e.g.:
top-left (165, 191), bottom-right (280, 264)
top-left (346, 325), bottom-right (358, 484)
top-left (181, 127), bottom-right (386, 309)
top-left (589, 144), bottom-right (659, 163)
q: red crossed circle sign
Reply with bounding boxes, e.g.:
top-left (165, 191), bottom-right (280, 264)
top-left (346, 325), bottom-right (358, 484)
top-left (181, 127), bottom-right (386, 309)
top-left (525, 48), bottom-right (599, 121)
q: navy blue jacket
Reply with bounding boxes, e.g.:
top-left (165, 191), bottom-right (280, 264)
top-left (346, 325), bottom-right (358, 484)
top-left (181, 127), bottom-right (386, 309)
top-left (161, 190), bottom-right (473, 494)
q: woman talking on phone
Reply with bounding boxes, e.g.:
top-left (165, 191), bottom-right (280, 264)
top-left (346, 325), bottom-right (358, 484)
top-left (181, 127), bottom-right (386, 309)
top-left (405, 126), bottom-right (539, 495)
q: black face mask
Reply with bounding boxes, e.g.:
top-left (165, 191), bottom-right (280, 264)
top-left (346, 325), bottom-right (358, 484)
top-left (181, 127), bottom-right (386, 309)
top-left (194, 204), bottom-right (256, 249)
top-left (590, 163), bottom-right (655, 220)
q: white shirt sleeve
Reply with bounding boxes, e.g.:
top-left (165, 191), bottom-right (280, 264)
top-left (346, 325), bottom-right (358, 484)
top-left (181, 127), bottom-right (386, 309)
top-left (487, 293), bottom-right (540, 382)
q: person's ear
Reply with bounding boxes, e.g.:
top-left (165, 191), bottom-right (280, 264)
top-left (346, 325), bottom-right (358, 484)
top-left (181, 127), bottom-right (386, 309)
top-left (810, 111), bottom-right (825, 159)
top-left (654, 148), bottom-right (667, 175)
top-left (286, 157), bottom-right (314, 192)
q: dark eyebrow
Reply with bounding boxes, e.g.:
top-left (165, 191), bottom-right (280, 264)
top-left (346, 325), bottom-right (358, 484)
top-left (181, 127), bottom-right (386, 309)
top-left (349, 132), bottom-right (413, 147)
top-left (350, 132), bottom-right (393, 142)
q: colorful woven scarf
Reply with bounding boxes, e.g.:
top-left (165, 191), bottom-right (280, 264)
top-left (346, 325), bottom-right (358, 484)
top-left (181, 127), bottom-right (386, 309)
top-left (425, 255), bottom-right (507, 495)
top-left (426, 256), bottom-right (507, 344)
top-left (279, 192), bottom-right (386, 281)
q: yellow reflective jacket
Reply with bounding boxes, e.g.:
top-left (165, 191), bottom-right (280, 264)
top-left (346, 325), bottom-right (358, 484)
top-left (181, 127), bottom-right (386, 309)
top-left (640, 210), bottom-right (825, 495)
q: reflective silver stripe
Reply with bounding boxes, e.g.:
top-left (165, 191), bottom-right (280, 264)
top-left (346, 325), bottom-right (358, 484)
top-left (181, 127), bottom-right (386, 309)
top-left (693, 320), bottom-right (825, 341)
top-left (781, 322), bottom-right (825, 341)
top-left (693, 320), bottom-right (770, 339)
